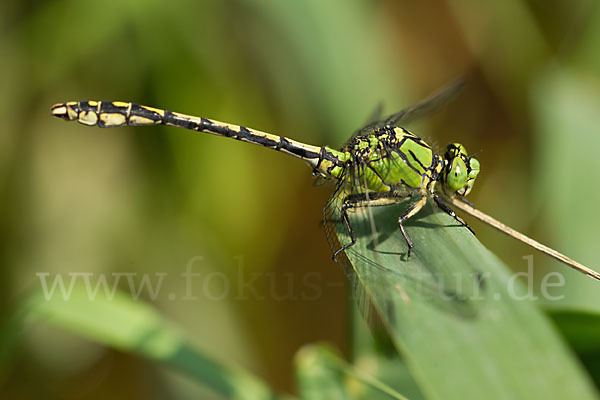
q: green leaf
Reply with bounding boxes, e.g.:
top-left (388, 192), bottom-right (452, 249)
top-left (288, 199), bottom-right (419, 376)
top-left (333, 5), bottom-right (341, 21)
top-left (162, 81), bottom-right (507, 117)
top-left (349, 311), bottom-right (425, 400)
top-left (295, 344), bottom-right (350, 400)
top-left (531, 66), bottom-right (600, 310)
top-left (16, 286), bottom-right (286, 400)
top-left (349, 355), bottom-right (423, 400)
top-left (294, 343), bottom-right (410, 400)
top-left (330, 200), bottom-right (599, 400)
top-left (547, 307), bottom-right (600, 353)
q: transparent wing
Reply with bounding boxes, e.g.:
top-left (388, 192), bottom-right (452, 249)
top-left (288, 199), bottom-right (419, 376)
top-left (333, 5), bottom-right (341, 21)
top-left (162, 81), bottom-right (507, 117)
top-left (384, 77), bottom-right (465, 127)
top-left (352, 77), bottom-right (466, 139)
top-left (322, 161), bottom-right (481, 337)
top-left (342, 103), bottom-right (385, 147)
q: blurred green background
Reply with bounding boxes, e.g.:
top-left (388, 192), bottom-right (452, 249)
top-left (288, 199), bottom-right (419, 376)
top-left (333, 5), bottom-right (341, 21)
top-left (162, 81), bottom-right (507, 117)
top-left (2, 0), bottom-right (600, 398)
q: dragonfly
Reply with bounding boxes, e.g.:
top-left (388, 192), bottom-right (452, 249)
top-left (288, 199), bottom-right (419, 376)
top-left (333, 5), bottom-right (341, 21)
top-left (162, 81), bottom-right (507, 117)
top-left (51, 83), bottom-right (600, 281)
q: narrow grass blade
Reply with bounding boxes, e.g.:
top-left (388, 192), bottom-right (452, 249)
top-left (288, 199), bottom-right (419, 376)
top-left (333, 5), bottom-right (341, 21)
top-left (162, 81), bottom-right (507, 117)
top-left (14, 286), bottom-right (287, 400)
top-left (295, 343), bottom-right (410, 400)
top-left (295, 344), bottom-right (350, 400)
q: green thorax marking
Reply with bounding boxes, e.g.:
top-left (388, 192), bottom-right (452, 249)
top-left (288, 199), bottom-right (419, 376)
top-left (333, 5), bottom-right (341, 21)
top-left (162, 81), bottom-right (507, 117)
top-left (342, 126), bottom-right (437, 192)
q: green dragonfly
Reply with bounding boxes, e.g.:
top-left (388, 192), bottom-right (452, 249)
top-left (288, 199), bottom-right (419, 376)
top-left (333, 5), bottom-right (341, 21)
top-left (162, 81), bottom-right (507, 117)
top-left (51, 84), bottom-right (600, 281)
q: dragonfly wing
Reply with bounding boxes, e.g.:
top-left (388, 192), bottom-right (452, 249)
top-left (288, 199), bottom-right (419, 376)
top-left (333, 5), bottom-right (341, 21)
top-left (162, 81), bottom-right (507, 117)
top-left (344, 103), bottom-right (385, 146)
top-left (322, 161), bottom-right (480, 339)
top-left (349, 77), bottom-right (466, 141)
top-left (323, 185), bottom-right (481, 336)
top-left (384, 77), bottom-right (465, 127)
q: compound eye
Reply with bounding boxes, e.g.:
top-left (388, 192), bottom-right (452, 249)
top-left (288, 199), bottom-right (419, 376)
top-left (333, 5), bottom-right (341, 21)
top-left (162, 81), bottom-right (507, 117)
top-left (468, 157), bottom-right (480, 179)
top-left (445, 143), bottom-right (468, 160)
top-left (444, 145), bottom-right (457, 160)
top-left (446, 157), bottom-right (468, 191)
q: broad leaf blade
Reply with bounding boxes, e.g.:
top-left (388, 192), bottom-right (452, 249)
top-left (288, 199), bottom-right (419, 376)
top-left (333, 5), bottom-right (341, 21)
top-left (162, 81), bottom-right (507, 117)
top-left (330, 200), bottom-right (598, 400)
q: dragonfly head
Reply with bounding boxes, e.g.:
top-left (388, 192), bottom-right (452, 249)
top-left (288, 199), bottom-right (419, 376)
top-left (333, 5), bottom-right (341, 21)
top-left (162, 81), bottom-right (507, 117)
top-left (442, 143), bottom-right (480, 196)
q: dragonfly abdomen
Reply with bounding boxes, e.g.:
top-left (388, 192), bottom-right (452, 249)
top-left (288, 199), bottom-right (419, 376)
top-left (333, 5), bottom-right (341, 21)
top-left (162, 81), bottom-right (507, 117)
top-left (51, 100), bottom-right (351, 179)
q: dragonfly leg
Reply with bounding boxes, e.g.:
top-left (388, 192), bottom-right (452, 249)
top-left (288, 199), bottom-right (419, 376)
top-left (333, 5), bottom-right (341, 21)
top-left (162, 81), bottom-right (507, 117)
top-left (433, 194), bottom-right (475, 235)
top-left (456, 195), bottom-right (476, 208)
top-left (398, 195), bottom-right (428, 258)
top-left (332, 199), bottom-right (358, 261)
top-left (332, 192), bottom-right (405, 261)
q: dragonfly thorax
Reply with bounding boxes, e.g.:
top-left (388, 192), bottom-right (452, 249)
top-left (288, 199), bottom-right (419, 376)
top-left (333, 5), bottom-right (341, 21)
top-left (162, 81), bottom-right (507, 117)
top-left (323, 128), bottom-right (479, 199)
top-left (344, 126), bottom-right (438, 193)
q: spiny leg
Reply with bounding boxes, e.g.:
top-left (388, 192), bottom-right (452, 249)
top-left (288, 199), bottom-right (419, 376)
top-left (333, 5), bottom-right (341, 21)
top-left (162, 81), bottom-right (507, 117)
top-left (332, 192), bottom-right (405, 261)
top-left (433, 194), bottom-right (475, 235)
top-left (398, 195), bottom-right (428, 258)
top-left (456, 195), bottom-right (476, 208)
